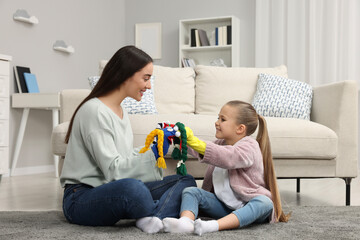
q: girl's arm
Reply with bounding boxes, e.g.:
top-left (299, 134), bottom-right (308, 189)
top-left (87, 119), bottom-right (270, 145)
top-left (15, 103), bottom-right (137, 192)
top-left (200, 138), bottom-right (258, 169)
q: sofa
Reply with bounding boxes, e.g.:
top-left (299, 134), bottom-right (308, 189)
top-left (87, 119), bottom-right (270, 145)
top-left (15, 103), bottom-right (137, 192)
top-left (51, 62), bottom-right (358, 205)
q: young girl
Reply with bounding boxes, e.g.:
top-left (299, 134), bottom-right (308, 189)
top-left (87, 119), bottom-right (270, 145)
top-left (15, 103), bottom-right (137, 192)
top-left (163, 100), bottom-right (290, 235)
top-left (60, 46), bottom-right (196, 232)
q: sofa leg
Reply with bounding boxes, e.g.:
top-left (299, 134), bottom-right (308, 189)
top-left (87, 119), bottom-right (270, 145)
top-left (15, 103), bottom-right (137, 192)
top-left (296, 178), bottom-right (300, 193)
top-left (342, 178), bottom-right (352, 206)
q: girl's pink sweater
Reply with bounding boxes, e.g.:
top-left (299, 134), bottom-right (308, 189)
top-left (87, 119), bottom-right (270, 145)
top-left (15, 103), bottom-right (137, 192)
top-left (189, 136), bottom-right (272, 203)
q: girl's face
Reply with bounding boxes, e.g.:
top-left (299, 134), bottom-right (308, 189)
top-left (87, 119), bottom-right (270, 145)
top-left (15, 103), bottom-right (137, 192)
top-left (215, 104), bottom-right (245, 145)
top-left (124, 62), bottom-right (153, 101)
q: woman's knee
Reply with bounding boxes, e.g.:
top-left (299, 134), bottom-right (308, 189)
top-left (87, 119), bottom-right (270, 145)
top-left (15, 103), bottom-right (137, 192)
top-left (111, 178), bottom-right (148, 197)
top-left (179, 174), bottom-right (197, 187)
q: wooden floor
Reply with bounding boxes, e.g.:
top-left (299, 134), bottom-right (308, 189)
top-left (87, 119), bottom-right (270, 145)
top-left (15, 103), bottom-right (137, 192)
top-left (0, 172), bottom-right (359, 211)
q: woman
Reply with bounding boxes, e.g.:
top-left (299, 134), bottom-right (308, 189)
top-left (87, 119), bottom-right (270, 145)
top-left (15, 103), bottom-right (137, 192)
top-left (60, 45), bottom-right (196, 233)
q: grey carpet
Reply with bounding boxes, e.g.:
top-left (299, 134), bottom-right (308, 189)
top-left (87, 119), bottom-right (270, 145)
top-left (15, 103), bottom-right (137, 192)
top-left (0, 206), bottom-right (359, 240)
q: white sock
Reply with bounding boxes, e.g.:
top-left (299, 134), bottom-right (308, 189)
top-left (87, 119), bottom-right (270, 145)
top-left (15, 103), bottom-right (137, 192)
top-left (163, 216), bottom-right (194, 233)
top-left (136, 216), bottom-right (164, 234)
top-left (194, 219), bottom-right (219, 236)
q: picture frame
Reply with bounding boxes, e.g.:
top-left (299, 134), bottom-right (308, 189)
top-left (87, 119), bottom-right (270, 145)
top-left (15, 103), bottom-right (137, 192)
top-left (135, 22), bottom-right (162, 59)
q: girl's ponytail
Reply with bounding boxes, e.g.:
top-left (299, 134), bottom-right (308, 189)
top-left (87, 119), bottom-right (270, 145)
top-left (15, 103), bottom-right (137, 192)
top-left (257, 115), bottom-right (290, 222)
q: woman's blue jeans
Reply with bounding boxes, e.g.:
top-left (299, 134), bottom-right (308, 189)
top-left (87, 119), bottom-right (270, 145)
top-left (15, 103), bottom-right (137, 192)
top-left (62, 174), bottom-right (196, 226)
top-left (181, 187), bottom-right (273, 228)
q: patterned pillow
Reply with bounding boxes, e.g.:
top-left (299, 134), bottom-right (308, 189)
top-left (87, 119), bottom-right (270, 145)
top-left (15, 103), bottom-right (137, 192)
top-left (252, 73), bottom-right (313, 120)
top-left (88, 76), bottom-right (100, 89)
top-left (87, 76), bottom-right (158, 115)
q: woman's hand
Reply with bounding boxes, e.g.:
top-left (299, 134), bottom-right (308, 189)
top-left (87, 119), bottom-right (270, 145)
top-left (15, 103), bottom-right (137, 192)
top-left (151, 127), bottom-right (177, 159)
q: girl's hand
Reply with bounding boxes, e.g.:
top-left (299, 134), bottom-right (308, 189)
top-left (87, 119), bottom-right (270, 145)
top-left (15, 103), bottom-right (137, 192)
top-left (185, 127), bottom-right (206, 155)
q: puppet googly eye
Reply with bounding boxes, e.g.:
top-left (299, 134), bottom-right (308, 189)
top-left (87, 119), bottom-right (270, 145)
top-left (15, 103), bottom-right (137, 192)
top-left (175, 131), bottom-right (181, 137)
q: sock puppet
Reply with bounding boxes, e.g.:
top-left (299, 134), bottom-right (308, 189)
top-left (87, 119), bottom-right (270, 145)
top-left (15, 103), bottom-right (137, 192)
top-left (139, 121), bottom-right (190, 176)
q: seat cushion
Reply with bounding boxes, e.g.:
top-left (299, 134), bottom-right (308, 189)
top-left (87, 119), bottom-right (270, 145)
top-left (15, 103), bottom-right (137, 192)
top-left (265, 117), bottom-right (337, 159)
top-left (129, 114), bottom-right (337, 160)
top-left (51, 115), bottom-right (337, 162)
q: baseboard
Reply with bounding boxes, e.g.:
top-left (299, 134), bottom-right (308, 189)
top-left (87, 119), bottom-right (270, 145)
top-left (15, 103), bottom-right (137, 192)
top-left (2, 165), bottom-right (55, 177)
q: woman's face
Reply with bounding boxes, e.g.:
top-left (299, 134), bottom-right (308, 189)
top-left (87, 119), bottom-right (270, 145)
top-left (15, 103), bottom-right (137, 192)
top-left (124, 62), bottom-right (153, 101)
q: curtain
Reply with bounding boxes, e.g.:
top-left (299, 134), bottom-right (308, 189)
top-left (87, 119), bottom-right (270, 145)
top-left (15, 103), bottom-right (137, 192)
top-left (255, 0), bottom-right (360, 86)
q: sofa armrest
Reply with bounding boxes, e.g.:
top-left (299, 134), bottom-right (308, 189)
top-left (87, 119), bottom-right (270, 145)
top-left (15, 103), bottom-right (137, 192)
top-left (311, 80), bottom-right (358, 177)
top-left (60, 89), bottom-right (91, 123)
top-left (51, 121), bottom-right (69, 156)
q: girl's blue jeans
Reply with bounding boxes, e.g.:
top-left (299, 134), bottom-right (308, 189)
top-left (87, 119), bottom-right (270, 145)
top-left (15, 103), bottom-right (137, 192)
top-left (181, 187), bottom-right (273, 227)
top-left (62, 174), bottom-right (196, 226)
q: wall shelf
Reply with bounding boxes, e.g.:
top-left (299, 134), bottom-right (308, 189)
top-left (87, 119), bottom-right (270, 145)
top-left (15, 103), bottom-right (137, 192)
top-left (53, 40), bottom-right (75, 54)
top-left (13, 9), bottom-right (39, 24)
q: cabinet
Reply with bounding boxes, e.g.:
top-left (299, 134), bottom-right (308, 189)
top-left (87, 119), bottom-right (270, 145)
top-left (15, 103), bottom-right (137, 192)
top-left (179, 16), bottom-right (240, 67)
top-left (0, 54), bottom-right (11, 180)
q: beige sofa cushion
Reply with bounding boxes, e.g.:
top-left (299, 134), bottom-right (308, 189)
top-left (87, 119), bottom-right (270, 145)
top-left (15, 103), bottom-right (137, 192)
top-left (264, 117), bottom-right (337, 159)
top-left (153, 66), bottom-right (195, 114)
top-left (52, 114), bottom-right (337, 178)
top-left (60, 89), bottom-right (91, 123)
top-left (99, 61), bottom-right (196, 115)
top-left (53, 114), bottom-right (337, 160)
top-left (194, 65), bottom-right (288, 115)
top-left (128, 114), bottom-right (337, 160)
top-left (51, 121), bottom-right (69, 155)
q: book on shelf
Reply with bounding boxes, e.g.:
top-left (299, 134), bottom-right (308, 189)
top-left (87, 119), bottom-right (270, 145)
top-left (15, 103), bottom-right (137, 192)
top-left (190, 28), bottom-right (197, 47)
top-left (227, 25), bottom-right (232, 44)
top-left (215, 25), bottom-right (232, 46)
top-left (215, 27), bottom-right (219, 45)
top-left (222, 26), bottom-right (227, 46)
top-left (13, 66), bottom-right (31, 93)
top-left (182, 58), bottom-right (196, 68)
top-left (190, 28), bottom-right (210, 47)
top-left (218, 26), bottom-right (223, 45)
top-left (198, 29), bottom-right (210, 46)
top-left (195, 29), bottom-right (201, 47)
top-left (23, 73), bottom-right (40, 93)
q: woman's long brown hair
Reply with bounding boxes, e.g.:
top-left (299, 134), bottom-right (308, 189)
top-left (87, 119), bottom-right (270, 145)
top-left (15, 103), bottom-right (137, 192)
top-left (226, 100), bottom-right (290, 222)
top-left (65, 45), bottom-right (153, 143)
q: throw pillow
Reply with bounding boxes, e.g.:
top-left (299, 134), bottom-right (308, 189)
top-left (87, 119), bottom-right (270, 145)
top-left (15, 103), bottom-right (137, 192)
top-left (88, 76), bottom-right (100, 89)
top-left (252, 73), bottom-right (313, 120)
top-left (87, 76), bottom-right (158, 115)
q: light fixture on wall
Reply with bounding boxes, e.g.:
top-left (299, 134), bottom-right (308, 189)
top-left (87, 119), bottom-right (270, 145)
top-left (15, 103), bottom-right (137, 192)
top-left (53, 40), bottom-right (75, 54)
top-left (13, 9), bottom-right (39, 24)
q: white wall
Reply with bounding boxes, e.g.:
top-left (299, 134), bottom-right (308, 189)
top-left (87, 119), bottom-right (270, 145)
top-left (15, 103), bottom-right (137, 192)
top-left (1, 0), bottom-right (358, 174)
top-left (0, 0), bottom-right (126, 172)
top-left (1, 0), bottom-right (256, 174)
top-left (124, 0), bottom-right (256, 67)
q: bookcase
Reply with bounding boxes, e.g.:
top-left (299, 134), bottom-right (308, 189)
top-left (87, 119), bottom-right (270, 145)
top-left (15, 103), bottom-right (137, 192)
top-left (0, 54), bottom-right (11, 181)
top-left (179, 16), bottom-right (240, 67)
